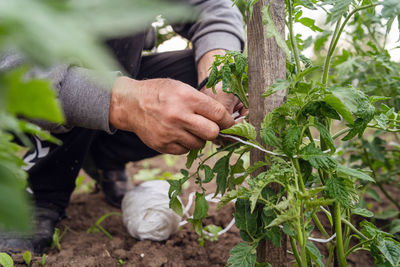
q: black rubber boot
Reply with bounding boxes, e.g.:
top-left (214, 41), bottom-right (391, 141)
top-left (96, 169), bottom-right (133, 208)
top-left (82, 156), bottom-right (133, 208)
top-left (0, 206), bottom-right (62, 254)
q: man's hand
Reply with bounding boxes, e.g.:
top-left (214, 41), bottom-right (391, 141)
top-left (197, 49), bottom-right (248, 118)
top-left (109, 76), bottom-right (235, 155)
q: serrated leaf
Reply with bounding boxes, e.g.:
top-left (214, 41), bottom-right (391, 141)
top-left (213, 154), bottom-right (230, 195)
top-left (325, 177), bottom-right (353, 208)
top-left (186, 148), bottom-right (200, 169)
top-left (377, 238), bottom-right (400, 267)
top-left (352, 207), bottom-right (374, 218)
top-left (235, 199), bottom-right (258, 236)
top-left (324, 94), bottom-right (354, 124)
top-left (336, 165), bottom-right (374, 182)
top-left (187, 218), bottom-right (202, 236)
top-left (221, 121), bottom-right (257, 141)
top-left (283, 125), bottom-right (301, 157)
top-left (267, 208), bottom-right (297, 228)
top-left (193, 192), bottom-right (209, 220)
top-left (306, 241), bottom-right (325, 267)
top-left (169, 196), bottom-right (183, 216)
top-left (314, 121), bottom-right (335, 153)
top-left (260, 126), bottom-right (279, 147)
top-left (327, 0), bottom-right (352, 24)
top-left (201, 165), bottom-right (214, 183)
top-left (227, 242), bottom-right (256, 267)
top-left (300, 144), bottom-right (337, 169)
top-left (298, 17), bottom-right (323, 32)
top-left (265, 226), bottom-right (282, 248)
top-left (262, 79), bottom-right (290, 97)
top-left (0, 252), bottom-right (13, 267)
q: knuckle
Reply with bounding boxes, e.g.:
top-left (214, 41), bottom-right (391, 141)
top-left (207, 124), bottom-right (220, 140)
top-left (213, 104), bottom-right (226, 121)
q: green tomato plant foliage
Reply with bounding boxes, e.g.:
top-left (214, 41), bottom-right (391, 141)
top-left (168, 0), bottom-right (400, 266)
top-left (0, 0), bottom-right (190, 231)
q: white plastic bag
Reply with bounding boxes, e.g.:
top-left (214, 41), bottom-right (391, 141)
top-left (121, 180), bottom-right (181, 241)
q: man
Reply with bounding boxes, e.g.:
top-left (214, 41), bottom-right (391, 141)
top-left (0, 0), bottom-right (245, 253)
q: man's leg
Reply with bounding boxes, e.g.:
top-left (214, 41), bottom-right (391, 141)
top-left (85, 49), bottom-right (198, 205)
top-left (0, 128), bottom-right (97, 254)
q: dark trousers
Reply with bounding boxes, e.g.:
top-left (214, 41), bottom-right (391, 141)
top-left (25, 37), bottom-right (198, 212)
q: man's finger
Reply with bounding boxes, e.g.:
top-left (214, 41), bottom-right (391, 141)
top-left (181, 114), bottom-right (220, 141)
top-left (191, 92), bottom-right (235, 130)
top-left (176, 130), bottom-right (206, 149)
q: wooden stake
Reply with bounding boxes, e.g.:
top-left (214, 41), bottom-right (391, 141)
top-left (248, 0), bottom-right (287, 266)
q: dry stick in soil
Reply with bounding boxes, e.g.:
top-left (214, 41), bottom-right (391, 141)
top-left (248, 0), bottom-right (287, 265)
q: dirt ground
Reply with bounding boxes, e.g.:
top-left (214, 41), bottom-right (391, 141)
top-left (10, 154), bottom-right (391, 267)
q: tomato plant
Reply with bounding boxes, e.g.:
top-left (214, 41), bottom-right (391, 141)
top-left (169, 0), bottom-right (400, 266)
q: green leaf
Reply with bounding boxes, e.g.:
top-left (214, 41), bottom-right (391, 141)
top-left (167, 174), bottom-right (189, 216)
top-left (23, 251), bottom-right (32, 266)
top-left (193, 192), bottom-right (209, 220)
top-left (213, 154), bottom-right (231, 195)
top-left (201, 165), bottom-right (214, 183)
top-left (300, 144), bottom-right (337, 169)
top-left (324, 94), bottom-right (354, 124)
top-left (297, 17), bottom-right (323, 32)
top-left (260, 126), bottom-right (279, 147)
top-left (327, 0), bottom-right (352, 24)
top-left (325, 177), bottom-right (354, 208)
top-left (336, 165), bottom-right (375, 182)
top-left (4, 69), bottom-right (64, 123)
top-left (227, 242), bottom-right (256, 267)
top-left (283, 125), bottom-right (301, 157)
top-left (377, 238), bottom-right (400, 267)
top-left (352, 207), bottom-right (374, 218)
top-left (0, 133), bottom-right (32, 231)
top-left (262, 79), bottom-right (290, 97)
top-left (169, 197), bottom-right (183, 217)
top-left (186, 148), bottom-right (200, 169)
top-left (187, 218), bottom-right (203, 236)
top-left (306, 241), bottom-right (325, 267)
top-left (314, 121), bottom-right (335, 153)
top-left (265, 226), bottom-right (282, 248)
top-left (267, 208), bottom-right (297, 228)
top-left (235, 199), bottom-right (258, 236)
top-left (221, 121), bottom-right (257, 141)
top-left (375, 210), bottom-right (400, 220)
top-left (390, 220), bottom-right (400, 235)
top-left (0, 253), bottom-right (13, 267)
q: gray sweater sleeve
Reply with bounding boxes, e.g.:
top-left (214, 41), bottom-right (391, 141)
top-left (0, 52), bottom-right (117, 134)
top-left (175, 0), bottom-right (245, 62)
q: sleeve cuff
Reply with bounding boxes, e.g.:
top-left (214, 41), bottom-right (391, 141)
top-left (193, 32), bottom-right (244, 63)
top-left (59, 67), bottom-right (119, 134)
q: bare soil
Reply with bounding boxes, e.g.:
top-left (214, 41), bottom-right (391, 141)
top-left (11, 154), bottom-right (389, 267)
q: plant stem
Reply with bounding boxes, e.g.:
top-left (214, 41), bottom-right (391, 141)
top-left (332, 128), bottom-right (351, 140)
top-left (345, 239), bottom-right (372, 257)
top-left (334, 203), bottom-right (347, 267)
top-left (322, 4), bottom-right (378, 85)
top-left (287, 0), bottom-right (301, 74)
top-left (341, 218), bottom-right (368, 240)
top-left (327, 244), bottom-right (335, 267)
top-left (312, 213), bottom-right (330, 238)
top-left (322, 17), bottom-right (342, 85)
top-left (290, 236), bottom-right (302, 266)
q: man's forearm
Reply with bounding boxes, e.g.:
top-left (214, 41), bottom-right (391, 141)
top-left (197, 49), bottom-right (226, 86)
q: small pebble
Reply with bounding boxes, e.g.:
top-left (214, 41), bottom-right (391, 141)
top-left (140, 253), bottom-right (145, 258)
